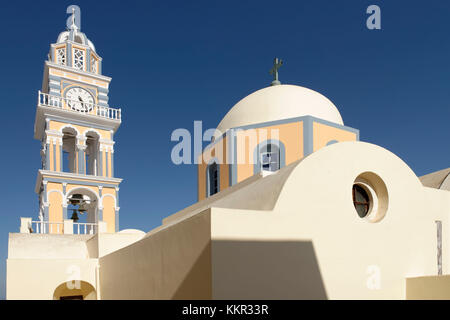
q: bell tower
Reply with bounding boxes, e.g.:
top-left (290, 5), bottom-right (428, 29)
top-left (34, 7), bottom-right (122, 234)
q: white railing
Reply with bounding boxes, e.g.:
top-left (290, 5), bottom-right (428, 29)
top-left (73, 222), bottom-right (97, 235)
top-left (32, 221), bottom-right (63, 234)
top-left (38, 91), bottom-right (121, 121)
top-left (31, 221), bottom-right (97, 235)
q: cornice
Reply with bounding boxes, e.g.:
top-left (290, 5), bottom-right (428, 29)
top-left (45, 60), bottom-right (111, 82)
top-left (35, 169), bottom-right (122, 193)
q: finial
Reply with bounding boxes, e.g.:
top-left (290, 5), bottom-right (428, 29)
top-left (269, 58), bottom-right (283, 86)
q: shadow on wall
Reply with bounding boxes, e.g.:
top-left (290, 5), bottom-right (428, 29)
top-left (212, 240), bottom-right (327, 299)
top-left (171, 242), bottom-right (211, 299)
top-left (99, 211), bottom-right (213, 300)
top-left (99, 212), bottom-right (325, 299)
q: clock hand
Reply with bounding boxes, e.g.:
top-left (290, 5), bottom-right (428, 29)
top-left (78, 96), bottom-right (85, 110)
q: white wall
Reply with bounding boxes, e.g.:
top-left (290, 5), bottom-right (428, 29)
top-left (210, 142), bottom-right (450, 299)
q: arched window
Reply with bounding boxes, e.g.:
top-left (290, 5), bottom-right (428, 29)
top-left (85, 132), bottom-right (100, 176)
top-left (207, 162), bottom-right (219, 197)
top-left (62, 127), bottom-right (77, 173)
top-left (254, 140), bottom-right (285, 174)
top-left (260, 143), bottom-right (280, 172)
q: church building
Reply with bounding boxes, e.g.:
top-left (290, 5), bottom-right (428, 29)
top-left (6, 8), bottom-right (450, 300)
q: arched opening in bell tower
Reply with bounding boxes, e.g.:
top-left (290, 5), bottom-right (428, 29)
top-left (62, 127), bottom-right (78, 173)
top-left (85, 131), bottom-right (100, 176)
top-left (66, 187), bottom-right (99, 233)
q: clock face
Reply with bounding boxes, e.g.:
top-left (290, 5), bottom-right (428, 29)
top-left (65, 87), bottom-right (95, 112)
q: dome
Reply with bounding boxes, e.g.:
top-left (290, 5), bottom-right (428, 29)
top-left (56, 31), bottom-right (96, 52)
top-left (215, 84), bottom-right (344, 138)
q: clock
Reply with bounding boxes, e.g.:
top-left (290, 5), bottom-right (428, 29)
top-left (65, 87), bottom-right (95, 112)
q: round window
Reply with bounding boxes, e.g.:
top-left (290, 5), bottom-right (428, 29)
top-left (352, 184), bottom-right (370, 218)
top-left (352, 172), bottom-right (388, 223)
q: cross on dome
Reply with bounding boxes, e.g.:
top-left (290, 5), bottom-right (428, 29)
top-left (269, 58), bottom-right (283, 86)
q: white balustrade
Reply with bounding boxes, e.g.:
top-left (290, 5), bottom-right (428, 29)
top-left (74, 222), bottom-right (97, 235)
top-left (32, 221), bottom-right (63, 234)
top-left (37, 90), bottom-right (121, 121)
top-left (31, 221), bottom-right (97, 235)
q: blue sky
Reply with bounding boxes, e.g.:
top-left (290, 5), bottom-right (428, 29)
top-left (0, 0), bottom-right (449, 299)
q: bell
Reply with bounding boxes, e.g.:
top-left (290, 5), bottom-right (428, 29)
top-left (68, 194), bottom-right (83, 205)
top-left (70, 210), bottom-right (79, 222)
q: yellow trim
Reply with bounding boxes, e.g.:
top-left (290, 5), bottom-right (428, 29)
top-left (312, 122), bottom-right (357, 152)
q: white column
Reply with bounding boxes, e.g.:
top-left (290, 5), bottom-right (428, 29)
top-left (64, 220), bottom-right (74, 235)
top-left (20, 217), bottom-right (32, 233)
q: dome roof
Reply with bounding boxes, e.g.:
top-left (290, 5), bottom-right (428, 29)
top-left (215, 84), bottom-right (343, 138)
top-left (56, 31), bottom-right (96, 52)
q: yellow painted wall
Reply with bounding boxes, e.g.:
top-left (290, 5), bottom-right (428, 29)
top-left (198, 136), bottom-right (230, 201)
top-left (47, 183), bottom-right (63, 233)
top-left (107, 152), bottom-right (112, 178)
top-left (45, 182), bottom-right (117, 233)
top-left (66, 184), bottom-right (99, 196)
top-left (48, 120), bottom-right (113, 176)
top-left (101, 187), bottom-right (116, 233)
top-left (236, 122), bottom-right (302, 183)
top-left (49, 141), bottom-right (55, 171)
top-left (197, 120), bottom-right (358, 202)
top-left (55, 140), bottom-right (61, 171)
top-left (198, 122), bottom-right (303, 200)
top-left (197, 154), bottom-right (205, 201)
top-left (102, 195), bottom-right (116, 233)
top-left (313, 122), bottom-right (357, 152)
top-left (102, 150), bottom-right (107, 177)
